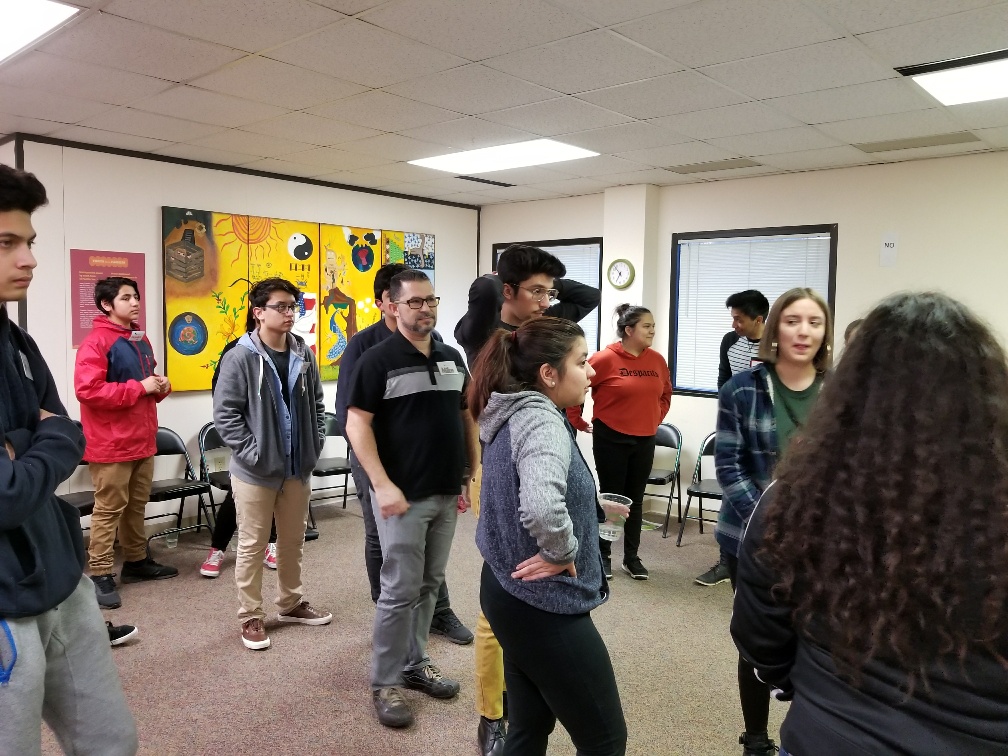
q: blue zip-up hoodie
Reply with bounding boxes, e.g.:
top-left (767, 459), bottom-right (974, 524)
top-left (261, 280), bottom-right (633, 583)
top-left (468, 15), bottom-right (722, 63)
top-left (476, 390), bottom-right (608, 615)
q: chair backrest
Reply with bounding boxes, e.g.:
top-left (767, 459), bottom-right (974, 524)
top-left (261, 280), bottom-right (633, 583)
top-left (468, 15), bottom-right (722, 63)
top-left (197, 421), bottom-right (228, 481)
top-left (692, 431), bottom-right (718, 483)
top-left (155, 426), bottom-right (197, 480)
top-left (323, 412), bottom-right (342, 438)
top-left (655, 423), bottom-right (681, 450)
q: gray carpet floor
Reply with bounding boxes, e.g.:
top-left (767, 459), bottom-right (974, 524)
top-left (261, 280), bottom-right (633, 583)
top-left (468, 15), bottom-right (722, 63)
top-left (45, 499), bottom-right (785, 755)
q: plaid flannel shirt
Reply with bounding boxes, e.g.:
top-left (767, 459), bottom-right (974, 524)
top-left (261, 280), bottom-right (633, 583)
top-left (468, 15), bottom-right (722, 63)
top-left (715, 363), bottom-right (777, 557)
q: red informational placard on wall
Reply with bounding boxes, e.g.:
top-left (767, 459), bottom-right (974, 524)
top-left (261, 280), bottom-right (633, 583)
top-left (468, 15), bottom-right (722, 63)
top-left (70, 249), bottom-right (147, 348)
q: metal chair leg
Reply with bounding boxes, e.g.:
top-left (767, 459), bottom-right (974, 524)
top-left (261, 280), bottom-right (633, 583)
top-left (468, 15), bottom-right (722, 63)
top-left (698, 500), bottom-right (704, 534)
top-left (677, 495), bottom-right (692, 547)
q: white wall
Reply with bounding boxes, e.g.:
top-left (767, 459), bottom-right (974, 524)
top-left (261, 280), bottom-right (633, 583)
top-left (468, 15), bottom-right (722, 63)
top-left (22, 141), bottom-right (479, 513)
top-left (480, 150), bottom-right (1008, 517)
top-left (1, 141), bottom-right (19, 325)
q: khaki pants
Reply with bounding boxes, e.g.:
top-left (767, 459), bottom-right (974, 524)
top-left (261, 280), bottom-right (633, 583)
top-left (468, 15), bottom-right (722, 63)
top-left (472, 462), bottom-right (507, 720)
top-left (233, 476), bottom-right (310, 623)
top-left (87, 457), bottom-right (155, 576)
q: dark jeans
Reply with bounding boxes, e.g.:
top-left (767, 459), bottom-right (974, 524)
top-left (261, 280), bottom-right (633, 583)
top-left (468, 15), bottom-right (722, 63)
top-left (211, 491), bottom-right (275, 551)
top-left (727, 555), bottom-right (771, 737)
top-left (480, 564), bottom-right (627, 756)
top-left (592, 421), bottom-right (657, 564)
top-left (349, 449), bottom-right (450, 614)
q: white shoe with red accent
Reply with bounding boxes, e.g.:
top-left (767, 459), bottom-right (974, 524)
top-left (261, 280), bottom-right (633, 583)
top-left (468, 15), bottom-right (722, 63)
top-left (263, 543), bottom-right (277, 570)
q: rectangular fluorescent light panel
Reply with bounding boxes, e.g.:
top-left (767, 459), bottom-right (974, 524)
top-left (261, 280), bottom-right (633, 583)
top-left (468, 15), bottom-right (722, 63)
top-left (898, 51), bottom-right (1008, 106)
top-left (0, 0), bottom-right (79, 65)
top-left (409, 139), bottom-right (598, 174)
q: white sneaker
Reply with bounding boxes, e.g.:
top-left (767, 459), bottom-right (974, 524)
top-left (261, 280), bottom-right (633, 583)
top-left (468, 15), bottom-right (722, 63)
top-left (200, 548), bottom-right (225, 578)
top-left (263, 543), bottom-right (277, 570)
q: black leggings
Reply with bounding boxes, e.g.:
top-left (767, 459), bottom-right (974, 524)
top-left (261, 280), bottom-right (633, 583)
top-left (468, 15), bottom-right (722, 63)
top-left (592, 421), bottom-right (657, 562)
top-left (211, 492), bottom-right (275, 551)
top-left (480, 564), bottom-right (627, 756)
top-left (727, 555), bottom-right (771, 736)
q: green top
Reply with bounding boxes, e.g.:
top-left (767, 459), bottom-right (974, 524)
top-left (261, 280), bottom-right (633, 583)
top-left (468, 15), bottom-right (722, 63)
top-left (767, 365), bottom-right (822, 459)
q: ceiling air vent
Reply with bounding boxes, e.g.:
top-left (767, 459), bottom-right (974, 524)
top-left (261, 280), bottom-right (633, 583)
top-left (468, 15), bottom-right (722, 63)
top-left (853, 132), bottom-right (981, 153)
top-left (667, 158), bottom-right (763, 174)
top-left (455, 175), bottom-right (515, 187)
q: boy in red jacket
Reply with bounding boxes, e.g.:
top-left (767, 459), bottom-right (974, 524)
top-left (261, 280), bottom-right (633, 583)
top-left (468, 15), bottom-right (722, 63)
top-left (75, 276), bottom-right (176, 609)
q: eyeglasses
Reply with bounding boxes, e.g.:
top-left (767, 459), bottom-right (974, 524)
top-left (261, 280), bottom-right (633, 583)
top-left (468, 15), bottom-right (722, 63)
top-left (262, 303), bottom-right (298, 314)
top-left (395, 296), bottom-right (440, 310)
top-left (516, 285), bottom-right (558, 303)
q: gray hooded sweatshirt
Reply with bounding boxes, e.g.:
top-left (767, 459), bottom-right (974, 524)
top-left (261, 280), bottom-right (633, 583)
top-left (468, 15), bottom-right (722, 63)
top-left (213, 330), bottom-right (326, 490)
top-left (476, 390), bottom-right (608, 615)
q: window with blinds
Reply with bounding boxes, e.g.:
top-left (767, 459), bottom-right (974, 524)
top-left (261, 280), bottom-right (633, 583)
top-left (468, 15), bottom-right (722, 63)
top-left (492, 238), bottom-right (603, 352)
top-left (671, 225), bottom-right (836, 395)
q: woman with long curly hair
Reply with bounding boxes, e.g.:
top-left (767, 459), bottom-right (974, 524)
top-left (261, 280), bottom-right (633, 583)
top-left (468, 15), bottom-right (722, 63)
top-left (732, 292), bottom-right (1008, 755)
top-left (716, 287), bottom-right (833, 756)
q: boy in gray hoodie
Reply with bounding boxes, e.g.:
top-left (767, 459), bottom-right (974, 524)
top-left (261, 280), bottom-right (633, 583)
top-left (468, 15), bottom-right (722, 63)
top-left (213, 277), bottom-right (330, 651)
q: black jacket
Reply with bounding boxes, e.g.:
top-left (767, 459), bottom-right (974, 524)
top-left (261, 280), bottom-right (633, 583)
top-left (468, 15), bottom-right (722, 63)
top-left (732, 486), bottom-right (1008, 755)
top-left (0, 313), bottom-right (87, 618)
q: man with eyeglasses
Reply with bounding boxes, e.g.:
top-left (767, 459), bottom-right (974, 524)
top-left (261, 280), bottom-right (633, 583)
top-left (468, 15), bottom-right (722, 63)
top-left (334, 263), bottom-right (473, 645)
top-left (214, 277), bottom-right (332, 652)
top-left (346, 270), bottom-right (479, 729)
top-left (455, 243), bottom-right (601, 756)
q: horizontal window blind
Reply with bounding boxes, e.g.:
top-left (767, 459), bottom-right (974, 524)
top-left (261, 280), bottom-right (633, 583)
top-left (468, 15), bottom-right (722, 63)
top-left (674, 233), bottom-right (831, 392)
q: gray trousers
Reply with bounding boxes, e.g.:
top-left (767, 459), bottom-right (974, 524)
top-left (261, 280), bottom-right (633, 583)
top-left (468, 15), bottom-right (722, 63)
top-left (370, 492), bottom-right (458, 689)
top-left (0, 575), bottom-right (138, 756)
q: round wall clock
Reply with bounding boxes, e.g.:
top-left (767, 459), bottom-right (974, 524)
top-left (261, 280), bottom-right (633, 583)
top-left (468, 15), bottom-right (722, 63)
top-left (607, 259), bottom-right (635, 290)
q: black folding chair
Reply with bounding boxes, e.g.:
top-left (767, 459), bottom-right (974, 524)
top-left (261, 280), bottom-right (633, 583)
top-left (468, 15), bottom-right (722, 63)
top-left (198, 421), bottom-right (230, 495)
top-left (646, 423), bottom-right (683, 539)
top-left (147, 426), bottom-right (215, 546)
top-left (308, 412), bottom-right (352, 528)
top-left (676, 431), bottom-right (722, 546)
top-left (61, 460), bottom-right (95, 520)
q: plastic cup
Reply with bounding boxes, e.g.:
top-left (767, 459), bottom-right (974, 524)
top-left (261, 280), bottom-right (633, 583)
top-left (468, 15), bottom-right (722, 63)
top-left (164, 530), bottom-right (179, 549)
top-left (598, 493), bottom-right (632, 541)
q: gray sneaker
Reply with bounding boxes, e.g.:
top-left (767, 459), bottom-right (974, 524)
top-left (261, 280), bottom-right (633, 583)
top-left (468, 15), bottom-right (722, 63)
top-left (430, 609), bottom-right (474, 645)
top-left (92, 574), bottom-right (121, 609)
top-left (373, 687), bottom-right (413, 728)
top-left (402, 663), bottom-right (460, 699)
top-left (695, 560), bottom-right (731, 586)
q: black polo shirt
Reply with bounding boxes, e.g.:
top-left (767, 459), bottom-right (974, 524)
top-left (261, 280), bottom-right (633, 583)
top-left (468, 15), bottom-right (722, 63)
top-left (348, 329), bottom-right (469, 500)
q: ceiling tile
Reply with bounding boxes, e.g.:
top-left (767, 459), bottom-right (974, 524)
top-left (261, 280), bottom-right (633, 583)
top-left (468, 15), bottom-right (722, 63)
top-left (48, 125), bottom-right (173, 152)
top-left (424, 190), bottom-right (489, 205)
top-left (708, 126), bottom-right (841, 156)
top-left (701, 39), bottom-right (896, 99)
top-left (359, 0), bottom-right (594, 60)
top-left (78, 107), bottom-right (226, 142)
top-left (103, 0), bottom-right (346, 53)
top-left (0, 83), bottom-right (114, 124)
top-left (948, 100), bottom-right (1008, 130)
top-left (974, 126), bottom-right (1008, 148)
top-left (558, 121), bottom-right (692, 153)
top-left (152, 143), bottom-right (256, 165)
top-left (862, 141), bottom-right (991, 163)
top-left (471, 166), bottom-right (578, 184)
top-left (815, 108), bottom-right (967, 143)
top-left (41, 13), bottom-right (243, 82)
top-left (356, 162), bottom-right (452, 183)
top-left (648, 102), bottom-right (801, 139)
top-left (412, 176), bottom-right (498, 193)
top-left (383, 65), bottom-right (557, 115)
top-left (267, 18), bottom-right (466, 89)
top-left (766, 79), bottom-right (936, 124)
top-left (856, 4), bottom-right (1008, 67)
top-left (805, 0), bottom-right (1003, 35)
top-left (338, 133), bottom-right (448, 161)
top-left (309, 0), bottom-right (387, 13)
top-left (307, 91), bottom-right (461, 133)
top-left (577, 70), bottom-right (749, 119)
top-left (0, 114), bottom-right (65, 137)
top-left (615, 0), bottom-right (840, 68)
top-left (397, 118), bottom-right (537, 149)
top-left (314, 170), bottom-right (399, 189)
top-left (187, 129), bottom-right (316, 157)
top-left (592, 167), bottom-right (700, 185)
top-left (242, 112), bottom-right (380, 146)
top-left (471, 185), bottom-right (565, 201)
top-left (548, 154), bottom-right (649, 176)
top-left (527, 177), bottom-right (609, 195)
top-left (384, 182), bottom-right (445, 198)
top-left (283, 147), bottom-right (392, 171)
top-left (481, 97), bottom-right (631, 136)
top-left (132, 86), bottom-right (290, 128)
top-left (0, 52), bottom-right (173, 106)
top-left (482, 30), bottom-right (681, 94)
top-left (189, 58), bottom-right (368, 111)
top-left (698, 164), bottom-right (781, 181)
top-left (758, 145), bottom-right (874, 171)
top-left (544, 0), bottom-right (698, 27)
top-left (616, 140), bottom-right (739, 166)
top-left (236, 158), bottom-right (332, 177)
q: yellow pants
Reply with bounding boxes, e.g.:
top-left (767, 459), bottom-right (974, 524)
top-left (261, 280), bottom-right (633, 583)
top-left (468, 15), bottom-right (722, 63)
top-left (472, 463), bottom-right (507, 720)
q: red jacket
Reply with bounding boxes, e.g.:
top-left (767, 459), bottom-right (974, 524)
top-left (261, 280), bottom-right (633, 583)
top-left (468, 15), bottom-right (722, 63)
top-left (74, 316), bottom-right (167, 463)
top-left (567, 342), bottom-right (672, 437)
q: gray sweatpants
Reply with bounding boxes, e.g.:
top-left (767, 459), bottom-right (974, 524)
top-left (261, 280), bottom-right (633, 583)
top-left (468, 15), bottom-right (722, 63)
top-left (370, 492), bottom-right (458, 690)
top-left (0, 575), bottom-right (138, 756)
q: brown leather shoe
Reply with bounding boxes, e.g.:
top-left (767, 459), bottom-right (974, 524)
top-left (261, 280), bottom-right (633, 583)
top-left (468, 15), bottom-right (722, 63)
top-left (241, 618), bottom-right (270, 650)
top-left (278, 601), bottom-right (332, 626)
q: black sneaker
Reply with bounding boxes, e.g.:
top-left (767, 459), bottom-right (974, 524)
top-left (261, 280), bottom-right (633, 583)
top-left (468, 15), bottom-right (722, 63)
top-left (106, 621), bottom-right (138, 646)
top-left (92, 574), bottom-right (121, 608)
top-left (601, 556), bottom-right (613, 579)
top-left (121, 557), bottom-right (179, 583)
top-left (430, 609), bottom-right (474, 645)
top-left (304, 526), bottom-right (319, 542)
top-left (740, 731), bottom-right (779, 755)
top-left (695, 560), bottom-right (731, 586)
top-left (373, 686), bottom-right (413, 728)
top-left (402, 663), bottom-right (460, 699)
top-left (622, 558), bottom-right (649, 580)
